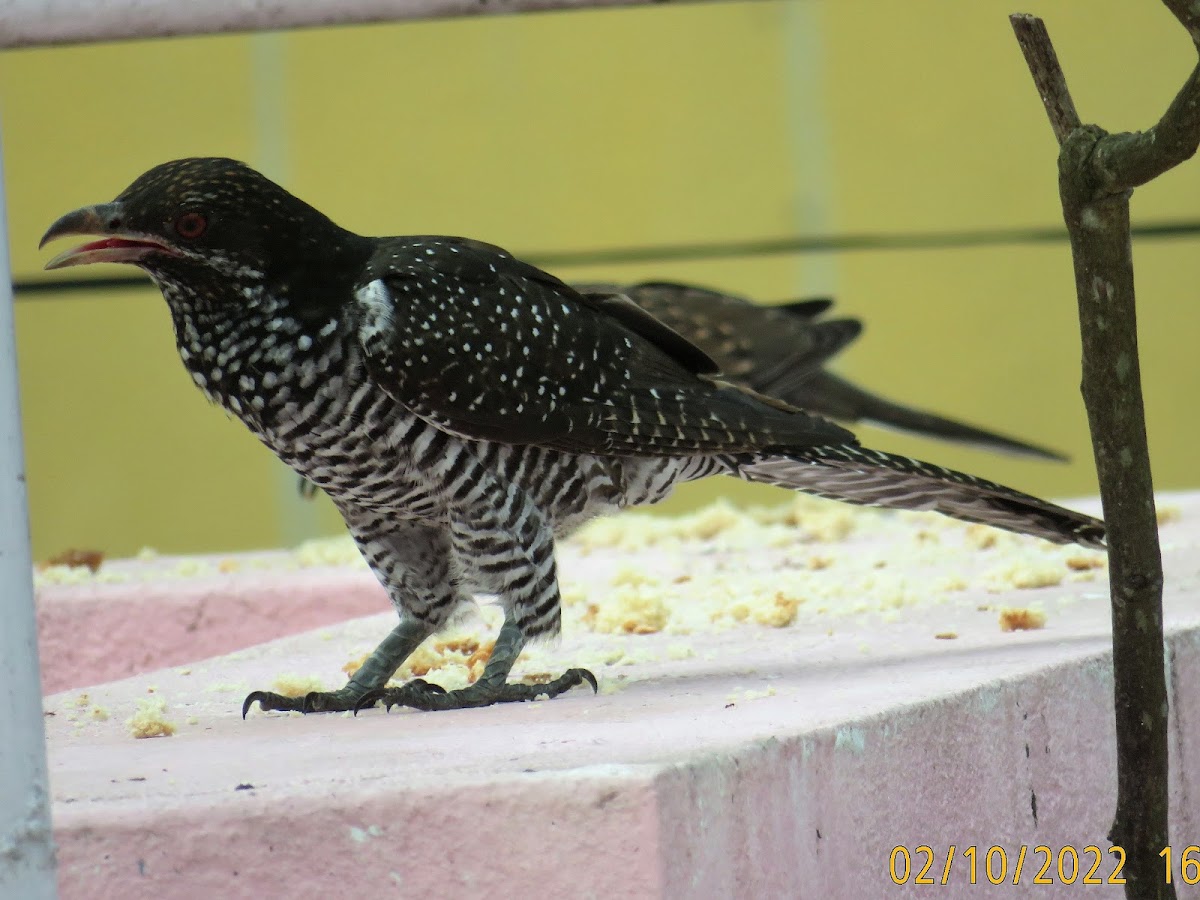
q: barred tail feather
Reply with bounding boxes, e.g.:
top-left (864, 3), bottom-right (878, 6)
top-left (732, 445), bottom-right (1106, 550)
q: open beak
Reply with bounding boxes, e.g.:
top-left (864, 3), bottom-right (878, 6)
top-left (39, 202), bottom-right (174, 270)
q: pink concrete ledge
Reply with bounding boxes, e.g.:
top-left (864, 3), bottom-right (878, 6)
top-left (36, 551), bottom-right (385, 694)
top-left (40, 493), bottom-right (1200, 898)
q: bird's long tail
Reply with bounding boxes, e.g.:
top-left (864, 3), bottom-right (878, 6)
top-left (731, 444), bottom-right (1105, 549)
top-left (769, 371), bottom-right (1068, 462)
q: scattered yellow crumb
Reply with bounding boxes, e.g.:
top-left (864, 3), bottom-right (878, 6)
top-left (1066, 555), bottom-right (1106, 571)
top-left (801, 510), bottom-right (855, 543)
top-left (126, 698), bottom-right (176, 739)
top-left (753, 592), bottom-right (801, 628)
top-left (74, 693), bottom-right (90, 709)
top-left (583, 586), bottom-right (669, 634)
top-left (90, 706), bottom-right (110, 721)
top-left (217, 558), bottom-right (241, 574)
top-left (396, 644), bottom-right (447, 678)
top-left (271, 673), bottom-right (324, 697)
top-left (673, 499), bottom-right (750, 540)
top-left (934, 632), bottom-right (958, 640)
top-left (999, 607), bottom-right (1048, 632)
top-left (965, 524), bottom-right (999, 549)
top-left (666, 643), bottom-right (694, 661)
top-left (176, 668), bottom-right (192, 676)
top-left (561, 587), bottom-right (588, 606)
top-left (807, 555), bottom-right (834, 571)
top-left (33, 565), bottom-right (94, 587)
top-left (610, 566), bottom-right (658, 588)
top-left (186, 716), bottom-right (200, 726)
top-left (293, 535), bottom-right (366, 568)
top-left (985, 561), bottom-right (1064, 591)
top-left (136, 547), bottom-right (159, 560)
top-left (1157, 505), bottom-right (1181, 525)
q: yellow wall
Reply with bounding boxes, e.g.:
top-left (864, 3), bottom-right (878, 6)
top-left (2, 1), bottom-right (1197, 559)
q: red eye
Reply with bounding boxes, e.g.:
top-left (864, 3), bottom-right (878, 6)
top-left (174, 212), bottom-right (208, 240)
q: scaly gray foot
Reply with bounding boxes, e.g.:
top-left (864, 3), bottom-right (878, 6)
top-left (241, 683), bottom-right (385, 717)
top-left (353, 668), bottom-right (597, 713)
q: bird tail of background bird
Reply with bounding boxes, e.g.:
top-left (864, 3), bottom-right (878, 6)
top-left (730, 444), bottom-right (1105, 549)
top-left (760, 371), bottom-right (1069, 463)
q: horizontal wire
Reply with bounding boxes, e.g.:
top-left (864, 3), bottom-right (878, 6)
top-left (13, 219), bottom-right (1200, 298)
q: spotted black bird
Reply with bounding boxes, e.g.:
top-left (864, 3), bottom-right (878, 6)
top-left (41, 158), bottom-right (1106, 716)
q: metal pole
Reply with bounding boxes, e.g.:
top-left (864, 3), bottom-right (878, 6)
top-left (0, 0), bottom-right (729, 50)
top-left (0, 124), bottom-right (58, 899)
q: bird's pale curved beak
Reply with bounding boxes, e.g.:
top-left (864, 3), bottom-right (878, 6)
top-left (39, 202), bottom-right (174, 270)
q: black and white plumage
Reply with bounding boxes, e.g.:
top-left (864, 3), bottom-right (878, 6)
top-left (41, 158), bottom-right (1106, 715)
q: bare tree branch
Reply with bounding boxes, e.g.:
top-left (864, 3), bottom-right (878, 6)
top-left (1092, 62), bottom-right (1200, 192)
top-left (1009, 4), bottom-right (1200, 896)
top-left (1161, 0), bottom-right (1200, 44)
top-left (1010, 15), bottom-right (1081, 143)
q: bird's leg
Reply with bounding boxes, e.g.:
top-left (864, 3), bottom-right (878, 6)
top-left (242, 617), bottom-right (434, 717)
top-left (355, 613), bottom-right (596, 713)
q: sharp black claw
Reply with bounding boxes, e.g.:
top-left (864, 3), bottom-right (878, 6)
top-left (576, 668), bottom-right (599, 694)
top-left (242, 693), bottom-right (263, 719)
top-left (353, 690), bottom-right (384, 716)
top-left (408, 678), bottom-right (447, 696)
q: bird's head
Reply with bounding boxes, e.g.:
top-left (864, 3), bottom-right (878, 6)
top-left (41, 157), bottom-right (371, 316)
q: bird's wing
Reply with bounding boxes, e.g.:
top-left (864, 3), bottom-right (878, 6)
top-left (604, 280), bottom-right (1069, 463)
top-left (354, 238), bottom-right (855, 456)
top-left (612, 281), bottom-right (862, 382)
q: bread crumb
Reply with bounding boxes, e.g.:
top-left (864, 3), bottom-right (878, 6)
top-left (934, 631), bottom-right (958, 640)
top-left (271, 673), bottom-right (324, 697)
top-left (74, 692), bottom-right (90, 709)
top-left (126, 698), bottom-right (176, 739)
top-left (610, 566), bottom-right (658, 588)
top-left (584, 586), bottom-right (669, 634)
top-left (90, 706), bottom-right (110, 721)
top-left (753, 592), bottom-right (801, 628)
top-left (1157, 505), bottom-right (1181, 525)
top-left (293, 535), bottom-right (367, 568)
top-left (985, 561), bottom-right (1064, 591)
top-left (33, 565), bottom-right (93, 587)
top-left (136, 546), bottom-right (159, 560)
top-left (1066, 554), bottom-right (1105, 571)
top-left (561, 587), bottom-right (588, 606)
top-left (666, 643), bottom-right (694, 661)
top-left (965, 525), bottom-right (999, 549)
top-left (673, 499), bottom-right (750, 540)
top-left (999, 607), bottom-right (1047, 632)
top-left (218, 558), bottom-right (241, 574)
